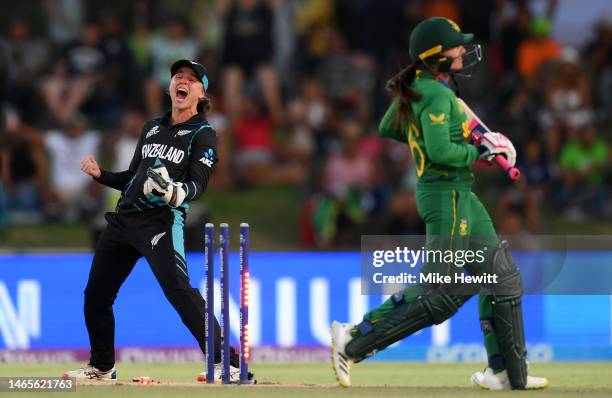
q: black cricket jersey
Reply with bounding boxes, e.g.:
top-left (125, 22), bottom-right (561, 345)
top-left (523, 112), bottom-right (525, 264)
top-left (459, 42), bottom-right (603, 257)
top-left (95, 112), bottom-right (218, 215)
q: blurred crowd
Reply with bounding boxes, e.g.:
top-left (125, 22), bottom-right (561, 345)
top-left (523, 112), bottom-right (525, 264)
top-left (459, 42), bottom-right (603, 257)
top-left (0, 0), bottom-right (611, 247)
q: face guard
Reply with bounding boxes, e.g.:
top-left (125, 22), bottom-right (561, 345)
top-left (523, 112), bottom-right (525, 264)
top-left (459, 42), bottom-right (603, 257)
top-left (452, 44), bottom-right (482, 77)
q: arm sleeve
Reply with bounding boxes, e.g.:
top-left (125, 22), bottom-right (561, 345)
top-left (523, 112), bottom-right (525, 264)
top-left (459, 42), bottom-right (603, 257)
top-left (94, 134), bottom-right (144, 191)
top-left (182, 128), bottom-right (218, 202)
top-left (420, 98), bottom-right (479, 168)
top-left (378, 99), bottom-right (407, 142)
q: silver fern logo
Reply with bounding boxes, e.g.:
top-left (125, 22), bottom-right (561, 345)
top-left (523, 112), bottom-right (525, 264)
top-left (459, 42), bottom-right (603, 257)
top-left (146, 125), bottom-right (160, 139)
top-left (151, 232), bottom-right (166, 249)
top-left (175, 129), bottom-right (192, 137)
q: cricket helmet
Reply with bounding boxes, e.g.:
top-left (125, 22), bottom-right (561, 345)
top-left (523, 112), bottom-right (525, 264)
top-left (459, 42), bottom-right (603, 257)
top-left (409, 17), bottom-right (481, 76)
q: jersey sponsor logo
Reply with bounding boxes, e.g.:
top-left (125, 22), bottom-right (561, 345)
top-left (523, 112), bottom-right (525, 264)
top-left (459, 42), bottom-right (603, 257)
top-left (146, 125), bottom-right (160, 139)
top-left (460, 219), bottom-right (468, 236)
top-left (151, 232), bottom-right (166, 249)
top-left (142, 144), bottom-right (185, 164)
top-left (199, 148), bottom-right (215, 168)
top-left (175, 129), bottom-right (192, 137)
top-left (428, 113), bottom-right (446, 125)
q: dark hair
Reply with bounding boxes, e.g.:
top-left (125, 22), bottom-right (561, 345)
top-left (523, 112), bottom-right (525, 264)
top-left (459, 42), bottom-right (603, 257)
top-left (197, 93), bottom-right (212, 114)
top-left (386, 63), bottom-right (422, 131)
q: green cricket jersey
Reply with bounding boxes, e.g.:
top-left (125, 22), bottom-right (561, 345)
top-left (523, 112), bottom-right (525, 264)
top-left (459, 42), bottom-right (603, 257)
top-left (379, 71), bottom-right (479, 187)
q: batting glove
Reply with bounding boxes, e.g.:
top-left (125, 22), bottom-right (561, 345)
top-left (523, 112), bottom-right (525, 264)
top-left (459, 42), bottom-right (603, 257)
top-left (143, 165), bottom-right (187, 208)
top-left (476, 132), bottom-right (516, 167)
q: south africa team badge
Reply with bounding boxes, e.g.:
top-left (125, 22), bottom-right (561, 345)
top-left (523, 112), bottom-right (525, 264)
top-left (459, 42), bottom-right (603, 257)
top-left (460, 219), bottom-right (468, 236)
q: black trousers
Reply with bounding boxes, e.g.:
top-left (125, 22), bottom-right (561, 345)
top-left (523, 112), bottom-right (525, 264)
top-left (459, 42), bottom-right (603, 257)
top-left (84, 210), bottom-right (225, 371)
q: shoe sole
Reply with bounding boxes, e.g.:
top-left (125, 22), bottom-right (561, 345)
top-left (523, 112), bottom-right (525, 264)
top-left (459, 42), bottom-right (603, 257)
top-left (63, 375), bottom-right (116, 381)
top-left (330, 321), bottom-right (350, 388)
top-left (471, 374), bottom-right (549, 390)
top-left (525, 379), bottom-right (549, 390)
top-left (63, 370), bottom-right (116, 381)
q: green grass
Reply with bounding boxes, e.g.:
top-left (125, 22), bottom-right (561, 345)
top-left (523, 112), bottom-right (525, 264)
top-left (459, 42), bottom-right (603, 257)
top-left (0, 362), bottom-right (610, 398)
top-left (1, 187), bottom-right (302, 251)
top-left (0, 223), bottom-right (92, 249)
top-left (4, 184), bottom-right (612, 251)
top-left (203, 186), bottom-right (301, 251)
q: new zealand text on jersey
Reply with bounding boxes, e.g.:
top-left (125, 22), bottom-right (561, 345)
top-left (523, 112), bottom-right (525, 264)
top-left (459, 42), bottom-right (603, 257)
top-left (142, 143), bottom-right (185, 164)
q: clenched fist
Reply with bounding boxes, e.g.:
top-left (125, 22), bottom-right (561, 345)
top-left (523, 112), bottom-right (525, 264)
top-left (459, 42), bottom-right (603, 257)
top-left (80, 156), bottom-right (101, 178)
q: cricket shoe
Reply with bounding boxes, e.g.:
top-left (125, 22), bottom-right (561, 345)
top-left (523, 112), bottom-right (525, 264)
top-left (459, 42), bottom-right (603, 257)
top-left (330, 321), bottom-right (354, 388)
top-left (471, 367), bottom-right (549, 390)
top-left (197, 364), bottom-right (254, 383)
top-left (63, 364), bottom-right (117, 381)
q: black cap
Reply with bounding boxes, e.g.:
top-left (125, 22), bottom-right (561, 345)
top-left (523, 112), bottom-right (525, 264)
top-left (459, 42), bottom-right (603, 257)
top-left (170, 59), bottom-right (209, 90)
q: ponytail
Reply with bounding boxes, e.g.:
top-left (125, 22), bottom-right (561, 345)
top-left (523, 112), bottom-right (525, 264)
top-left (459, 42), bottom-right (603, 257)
top-left (386, 63), bottom-right (421, 131)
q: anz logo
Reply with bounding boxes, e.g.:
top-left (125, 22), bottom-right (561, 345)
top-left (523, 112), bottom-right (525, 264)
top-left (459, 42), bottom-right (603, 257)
top-left (199, 148), bottom-right (216, 168)
top-left (0, 281), bottom-right (41, 349)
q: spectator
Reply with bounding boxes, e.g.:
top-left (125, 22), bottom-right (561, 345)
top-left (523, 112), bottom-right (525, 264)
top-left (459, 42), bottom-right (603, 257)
top-left (96, 14), bottom-right (136, 127)
top-left (0, 182), bottom-right (6, 231)
top-left (207, 107), bottom-right (233, 190)
top-left (583, 16), bottom-right (612, 125)
top-left (0, 109), bottom-right (48, 223)
top-left (43, 114), bottom-right (101, 221)
top-left (7, 18), bottom-right (50, 84)
top-left (144, 16), bottom-right (199, 116)
top-left (516, 16), bottom-right (561, 81)
top-left (232, 87), bottom-right (274, 185)
top-left (558, 124), bottom-right (609, 219)
top-left (221, 0), bottom-right (283, 122)
top-left (497, 139), bottom-right (546, 233)
top-left (313, 118), bottom-right (376, 246)
top-left (44, 0), bottom-right (84, 45)
top-left (41, 21), bottom-right (107, 124)
top-left (90, 108), bottom-right (145, 241)
top-left (490, 0), bottom-right (531, 75)
top-left (315, 29), bottom-right (375, 123)
top-left (231, 86), bottom-right (302, 186)
top-left (508, 16), bottom-right (562, 146)
top-left (280, 76), bottom-right (327, 171)
top-left (498, 208), bottom-right (529, 236)
top-left (6, 18), bottom-right (52, 127)
top-left (0, 36), bottom-right (12, 128)
top-left (517, 139), bottom-right (551, 194)
top-left (294, 0), bottom-right (336, 74)
top-left (423, 0), bottom-right (462, 24)
top-left (105, 109), bottom-right (144, 174)
top-left (40, 57), bottom-right (73, 125)
top-left (584, 16), bottom-right (612, 77)
top-left (62, 20), bottom-right (106, 78)
top-left (540, 47), bottom-right (593, 159)
top-left (496, 184), bottom-right (542, 234)
top-left (0, 37), bottom-right (10, 230)
top-left (301, 76), bottom-right (328, 132)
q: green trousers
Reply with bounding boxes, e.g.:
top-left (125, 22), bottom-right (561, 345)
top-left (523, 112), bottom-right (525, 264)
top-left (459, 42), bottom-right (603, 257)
top-left (363, 186), bottom-right (502, 365)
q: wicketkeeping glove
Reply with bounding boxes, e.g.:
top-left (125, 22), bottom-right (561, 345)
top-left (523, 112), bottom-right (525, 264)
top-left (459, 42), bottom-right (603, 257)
top-left (143, 165), bottom-right (186, 208)
top-left (476, 132), bottom-right (516, 167)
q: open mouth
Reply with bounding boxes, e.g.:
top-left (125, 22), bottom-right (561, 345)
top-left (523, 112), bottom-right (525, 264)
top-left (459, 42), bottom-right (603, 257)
top-left (176, 87), bottom-right (189, 100)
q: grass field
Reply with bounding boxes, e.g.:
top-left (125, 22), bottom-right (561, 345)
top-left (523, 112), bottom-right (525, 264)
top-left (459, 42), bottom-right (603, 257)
top-left (5, 185), bottom-right (612, 251)
top-left (1, 362), bottom-right (611, 398)
top-left (1, 187), bottom-right (302, 250)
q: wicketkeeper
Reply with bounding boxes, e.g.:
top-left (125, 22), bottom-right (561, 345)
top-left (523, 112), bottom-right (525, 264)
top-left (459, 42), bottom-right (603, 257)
top-left (68, 60), bottom-right (250, 383)
top-left (331, 18), bottom-right (548, 390)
